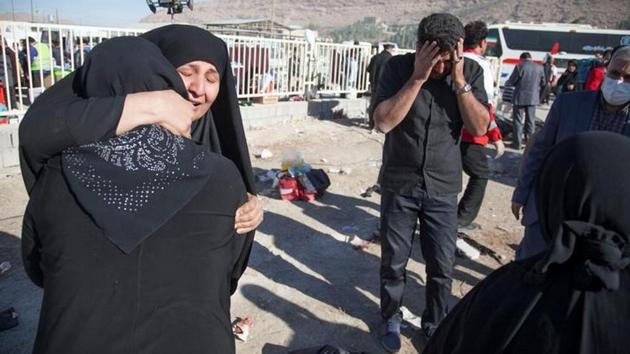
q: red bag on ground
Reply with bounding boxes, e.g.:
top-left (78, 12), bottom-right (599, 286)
top-left (297, 175), bottom-right (317, 202)
top-left (278, 176), bottom-right (300, 201)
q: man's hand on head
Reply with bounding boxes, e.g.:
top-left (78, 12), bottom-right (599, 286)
top-left (451, 39), bottom-right (466, 88)
top-left (412, 41), bottom-right (442, 83)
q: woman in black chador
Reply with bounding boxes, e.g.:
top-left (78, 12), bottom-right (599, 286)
top-left (423, 131), bottom-right (630, 354)
top-left (21, 31), bottom-right (255, 353)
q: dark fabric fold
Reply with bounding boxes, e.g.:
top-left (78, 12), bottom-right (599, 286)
top-left (533, 221), bottom-right (629, 291)
top-left (19, 73), bottom-right (124, 195)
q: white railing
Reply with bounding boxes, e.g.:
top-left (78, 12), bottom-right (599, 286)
top-left (0, 21), bottom-right (142, 122)
top-left (223, 35), bottom-right (309, 99)
top-left (0, 21), bottom-right (412, 122)
top-left (313, 42), bottom-right (372, 95)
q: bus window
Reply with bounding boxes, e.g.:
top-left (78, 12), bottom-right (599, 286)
top-left (502, 29), bottom-right (624, 55)
top-left (485, 28), bottom-right (502, 57)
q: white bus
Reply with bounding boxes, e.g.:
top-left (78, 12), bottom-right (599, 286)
top-left (485, 22), bottom-right (630, 86)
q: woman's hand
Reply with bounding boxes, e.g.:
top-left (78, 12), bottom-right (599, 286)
top-left (117, 90), bottom-right (196, 138)
top-left (235, 193), bottom-right (264, 234)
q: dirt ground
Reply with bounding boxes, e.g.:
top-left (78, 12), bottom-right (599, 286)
top-left (0, 108), bottom-right (548, 353)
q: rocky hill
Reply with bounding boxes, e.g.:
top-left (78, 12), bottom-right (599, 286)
top-left (140, 0), bottom-right (629, 31)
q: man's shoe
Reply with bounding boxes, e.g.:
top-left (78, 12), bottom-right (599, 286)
top-left (457, 222), bottom-right (480, 231)
top-left (380, 319), bottom-right (401, 353)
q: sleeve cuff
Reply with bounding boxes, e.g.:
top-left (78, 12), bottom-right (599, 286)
top-left (512, 188), bottom-right (529, 205)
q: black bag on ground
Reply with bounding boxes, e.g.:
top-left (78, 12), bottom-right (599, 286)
top-left (305, 169), bottom-right (331, 195)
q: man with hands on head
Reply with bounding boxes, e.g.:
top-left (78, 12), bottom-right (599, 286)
top-left (372, 13), bottom-right (489, 353)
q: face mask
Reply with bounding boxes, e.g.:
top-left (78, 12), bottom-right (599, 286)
top-left (601, 76), bottom-right (630, 106)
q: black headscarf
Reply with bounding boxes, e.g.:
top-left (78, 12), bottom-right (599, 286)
top-left (424, 131), bottom-right (630, 354)
top-left (141, 25), bottom-right (256, 195)
top-left (141, 25), bottom-right (256, 293)
top-left (534, 131), bottom-right (630, 290)
top-left (62, 36), bottom-right (217, 254)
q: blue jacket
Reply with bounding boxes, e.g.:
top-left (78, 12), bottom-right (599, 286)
top-left (512, 91), bottom-right (630, 226)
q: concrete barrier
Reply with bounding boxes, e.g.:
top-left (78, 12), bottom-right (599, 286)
top-left (240, 98), bottom-right (367, 128)
top-left (0, 125), bottom-right (19, 168)
top-left (0, 98), bottom-right (368, 168)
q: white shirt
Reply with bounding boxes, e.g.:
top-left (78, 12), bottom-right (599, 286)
top-left (463, 51), bottom-right (495, 101)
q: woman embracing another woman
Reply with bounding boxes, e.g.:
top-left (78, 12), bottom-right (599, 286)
top-left (20, 25), bottom-right (262, 354)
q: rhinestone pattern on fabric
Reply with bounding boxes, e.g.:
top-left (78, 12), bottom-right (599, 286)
top-left (64, 125), bottom-right (206, 213)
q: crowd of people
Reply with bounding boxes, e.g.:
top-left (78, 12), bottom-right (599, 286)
top-left (10, 11), bottom-right (630, 354)
top-left (0, 35), bottom-right (97, 112)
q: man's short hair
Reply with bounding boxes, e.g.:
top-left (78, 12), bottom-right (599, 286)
top-left (383, 44), bottom-right (395, 50)
top-left (520, 52), bottom-right (532, 60)
top-left (603, 48), bottom-right (613, 59)
top-left (567, 60), bottom-right (577, 67)
top-left (417, 13), bottom-right (464, 53)
top-left (463, 21), bottom-right (488, 49)
top-left (610, 45), bottom-right (630, 63)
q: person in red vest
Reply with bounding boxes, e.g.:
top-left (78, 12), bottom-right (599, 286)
top-left (459, 21), bottom-right (505, 230)
top-left (584, 58), bottom-right (606, 91)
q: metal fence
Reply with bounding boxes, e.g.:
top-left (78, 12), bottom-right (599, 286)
top-left (0, 21), bottom-right (143, 122)
top-left (313, 42), bottom-right (372, 95)
top-left (1, 21), bottom-right (389, 123)
top-left (223, 35), bottom-right (309, 99)
top-left (0, 21), bottom-right (509, 124)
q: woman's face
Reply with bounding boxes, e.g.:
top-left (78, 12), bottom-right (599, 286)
top-left (176, 60), bottom-right (221, 120)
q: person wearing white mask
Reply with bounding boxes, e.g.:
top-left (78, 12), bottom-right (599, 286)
top-left (510, 45), bottom-right (630, 260)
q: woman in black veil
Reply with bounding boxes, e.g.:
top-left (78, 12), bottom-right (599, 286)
top-left (423, 131), bottom-right (630, 354)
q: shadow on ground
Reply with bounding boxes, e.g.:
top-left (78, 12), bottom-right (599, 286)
top-left (0, 231), bottom-right (41, 354)
top-left (245, 166), bottom-right (501, 352)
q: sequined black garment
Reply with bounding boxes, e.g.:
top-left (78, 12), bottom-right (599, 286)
top-left (63, 124), bottom-right (213, 253)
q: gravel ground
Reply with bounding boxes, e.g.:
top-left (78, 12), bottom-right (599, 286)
top-left (0, 106), bottom-right (550, 353)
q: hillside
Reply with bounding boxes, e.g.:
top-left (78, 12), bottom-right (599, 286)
top-left (140, 0), bottom-right (630, 31)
